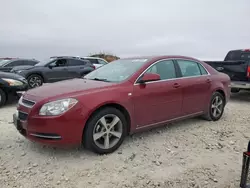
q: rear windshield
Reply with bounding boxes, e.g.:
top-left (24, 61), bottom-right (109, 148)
top-left (240, 53), bottom-right (250, 61)
top-left (225, 51), bottom-right (250, 61)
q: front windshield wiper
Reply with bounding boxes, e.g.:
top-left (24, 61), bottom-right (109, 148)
top-left (87, 78), bottom-right (110, 82)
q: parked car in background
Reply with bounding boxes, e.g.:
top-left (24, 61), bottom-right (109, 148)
top-left (204, 49), bottom-right (250, 93)
top-left (0, 71), bottom-right (28, 107)
top-left (13, 56), bottom-right (95, 88)
top-left (0, 58), bottom-right (39, 72)
top-left (81, 56), bottom-right (108, 68)
top-left (50, 56), bottom-right (108, 69)
top-left (13, 55), bottom-right (230, 154)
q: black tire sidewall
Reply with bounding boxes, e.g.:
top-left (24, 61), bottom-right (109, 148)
top-left (84, 107), bottom-right (127, 154)
top-left (209, 92), bottom-right (225, 121)
top-left (27, 74), bottom-right (43, 88)
top-left (0, 88), bottom-right (7, 107)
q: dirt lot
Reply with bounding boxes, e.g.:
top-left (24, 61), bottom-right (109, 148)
top-left (0, 92), bottom-right (250, 188)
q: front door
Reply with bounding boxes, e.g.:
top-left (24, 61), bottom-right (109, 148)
top-left (45, 59), bottom-right (71, 82)
top-left (132, 59), bottom-right (183, 128)
top-left (175, 59), bottom-right (211, 115)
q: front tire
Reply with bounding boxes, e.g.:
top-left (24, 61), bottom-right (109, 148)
top-left (203, 92), bottom-right (225, 121)
top-left (0, 88), bottom-right (7, 107)
top-left (27, 74), bottom-right (43, 88)
top-left (84, 107), bottom-right (127, 154)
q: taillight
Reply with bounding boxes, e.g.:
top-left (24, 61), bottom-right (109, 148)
top-left (91, 65), bottom-right (96, 69)
top-left (247, 66), bottom-right (250, 78)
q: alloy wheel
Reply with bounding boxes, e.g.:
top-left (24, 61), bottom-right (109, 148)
top-left (211, 96), bottom-right (224, 118)
top-left (93, 114), bottom-right (123, 150)
top-left (29, 76), bottom-right (42, 88)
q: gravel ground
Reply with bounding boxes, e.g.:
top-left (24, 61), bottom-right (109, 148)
top-left (1, 92), bottom-right (250, 188)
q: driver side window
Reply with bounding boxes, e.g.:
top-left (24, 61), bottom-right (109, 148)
top-left (145, 60), bottom-right (176, 80)
top-left (49, 59), bottom-right (67, 67)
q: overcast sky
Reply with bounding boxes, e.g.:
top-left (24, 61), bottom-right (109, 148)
top-left (0, 0), bottom-right (249, 61)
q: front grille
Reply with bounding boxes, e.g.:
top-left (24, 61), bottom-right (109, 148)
top-left (21, 98), bottom-right (35, 108)
top-left (18, 111), bottom-right (28, 121)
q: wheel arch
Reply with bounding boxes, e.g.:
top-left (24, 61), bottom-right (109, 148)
top-left (214, 88), bottom-right (226, 102)
top-left (27, 72), bottom-right (45, 82)
top-left (82, 102), bottom-right (131, 138)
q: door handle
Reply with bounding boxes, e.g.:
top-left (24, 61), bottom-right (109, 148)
top-left (173, 83), bottom-right (181, 88)
top-left (206, 78), bottom-right (211, 83)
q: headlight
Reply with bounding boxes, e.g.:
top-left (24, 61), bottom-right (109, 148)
top-left (2, 78), bottom-right (23, 86)
top-left (39, 98), bottom-right (78, 116)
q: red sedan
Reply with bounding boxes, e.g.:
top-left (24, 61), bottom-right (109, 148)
top-left (13, 55), bottom-right (230, 154)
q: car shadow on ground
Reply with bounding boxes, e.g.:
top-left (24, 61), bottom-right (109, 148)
top-left (25, 116), bottom-right (205, 158)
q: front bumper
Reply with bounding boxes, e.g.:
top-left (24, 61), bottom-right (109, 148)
top-left (13, 104), bottom-right (90, 147)
top-left (4, 84), bottom-right (28, 93)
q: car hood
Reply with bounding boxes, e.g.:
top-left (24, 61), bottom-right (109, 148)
top-left (25, 78), bottom-right (116, 99)
top-left (0, 71), bottom-right (26, 80)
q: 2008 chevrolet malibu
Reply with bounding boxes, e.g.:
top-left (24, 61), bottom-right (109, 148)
top-left (13, 55), bottom-right (231, 154)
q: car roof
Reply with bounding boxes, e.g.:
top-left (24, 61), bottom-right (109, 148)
top-left (122, 55), bottom-right (202, 62)
top-left (1, 58), bottom-right (38, 61)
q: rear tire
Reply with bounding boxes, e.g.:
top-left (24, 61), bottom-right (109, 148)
top-left (83, 107), bottom-right (127, 154)
top-left (27, 74), bottom-right (43, 88)
top-left (0, 88), bottom-right (7, 107)
top-left (202, 92), bottom-right (225, 121)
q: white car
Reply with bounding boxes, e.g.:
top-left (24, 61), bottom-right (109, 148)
top-left (78, 57), bottom-right (108, 69)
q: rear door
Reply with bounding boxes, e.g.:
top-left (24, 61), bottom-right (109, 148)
top-left (66, 59), bottom-right (87, 78)
top-left (133, 59), bottom-right (183, 128)
top-left (175, 59), bottom-right (211, 115)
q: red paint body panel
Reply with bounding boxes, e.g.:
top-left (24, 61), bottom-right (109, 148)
top-left (14, 55), bottom-right (231, 147)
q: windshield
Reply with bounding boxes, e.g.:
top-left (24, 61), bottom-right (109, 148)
top-left (35, 57), bottom-right (56, 66)
top-left (84, 58), bottom-right (149, 82)
top-left (0, 60), bottom-right (10, 66)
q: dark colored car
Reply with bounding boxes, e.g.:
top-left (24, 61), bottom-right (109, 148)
top-left (0, 58), bottom-right (39, 73)
top-left (204, 49), bottom-right (250, 93)
top-left (0, 71), bottom-right (28, 107)
top-left (50, 56), bottom-right (108, 69)
top-left (13, 55), bottom-right (230, 154)
top-left (13, 56), bottom-right (95, 88)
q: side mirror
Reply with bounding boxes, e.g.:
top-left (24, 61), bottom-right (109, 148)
top-left (48, 65), bottom-right (53, 69)
top-left (138, 73), bottom-right (160, 84)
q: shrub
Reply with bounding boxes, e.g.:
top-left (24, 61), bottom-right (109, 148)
top-left (89, 52), bottom-right (120, 62)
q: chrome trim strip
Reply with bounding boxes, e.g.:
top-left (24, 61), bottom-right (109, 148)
top-left (30, 133), bottom-right (62, 139)
top-left (134, 58), bottom-right (211, 85)
top-left (19, 98), bottom-right (36, 108)
top-left (136, 111), bottom-right (203, 130)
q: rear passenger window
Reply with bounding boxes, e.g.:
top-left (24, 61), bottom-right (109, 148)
top-left (198, 64), bottom-right (208, 75)
top-left (67, 59), bottom-right (85, 66)
top-left (177, 60), bottom-right (201, 77)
